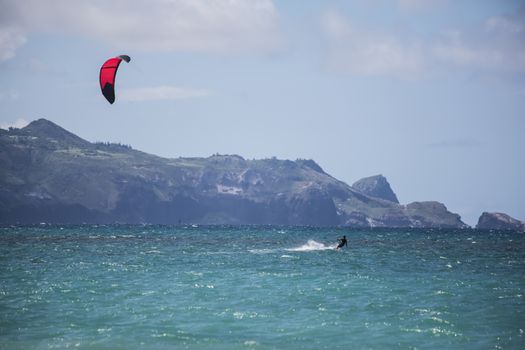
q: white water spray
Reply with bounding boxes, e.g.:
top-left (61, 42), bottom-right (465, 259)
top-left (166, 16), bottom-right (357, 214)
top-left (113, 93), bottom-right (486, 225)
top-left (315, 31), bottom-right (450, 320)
top-left (286, 240), bottom-right (336, 252)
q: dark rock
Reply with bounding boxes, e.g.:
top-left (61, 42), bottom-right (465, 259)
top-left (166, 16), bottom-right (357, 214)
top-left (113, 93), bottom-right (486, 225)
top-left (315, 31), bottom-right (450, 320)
top-left (352, 174), bottom-right (399, 203)
top-left (295, 159), bottom-right (326, 174)
top-left (404, 201), bottom-right (468, 228)
top-left (476, 212), bottom-right (525, 231)
top-left (22, 118), bottom-right (91, 148)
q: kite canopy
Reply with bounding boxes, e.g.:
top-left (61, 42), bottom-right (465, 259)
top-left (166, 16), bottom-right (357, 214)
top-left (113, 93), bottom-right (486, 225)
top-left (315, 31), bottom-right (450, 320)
top-left (99, 55), bottom-right (131, 104)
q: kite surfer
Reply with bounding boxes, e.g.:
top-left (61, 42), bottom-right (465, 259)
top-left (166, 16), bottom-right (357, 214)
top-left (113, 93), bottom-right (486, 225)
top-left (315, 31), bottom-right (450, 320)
top-left (336, 235), bottom-right (347, 250)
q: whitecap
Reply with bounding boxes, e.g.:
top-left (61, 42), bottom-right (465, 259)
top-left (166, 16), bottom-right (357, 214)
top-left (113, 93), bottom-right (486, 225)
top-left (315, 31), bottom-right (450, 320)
top-left (430, 316), bottom-right (451, 325)
top-left (233, 311), bottom-right (259, 320)
top-left (185, 271), bottom-right (203, 276)
top-left (248, 248), bottom-right (277, 254)
top-left (97, 327), bottom-right (112, 333)
top-left (286, 240), bottom-right (336, 252)
top-left (152, 332), bottom-right (176, 338)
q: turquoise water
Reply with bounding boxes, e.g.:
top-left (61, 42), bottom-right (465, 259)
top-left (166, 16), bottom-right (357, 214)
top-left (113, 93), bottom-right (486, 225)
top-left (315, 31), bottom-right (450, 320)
top-left (1, 226), bottom-right (524, 349)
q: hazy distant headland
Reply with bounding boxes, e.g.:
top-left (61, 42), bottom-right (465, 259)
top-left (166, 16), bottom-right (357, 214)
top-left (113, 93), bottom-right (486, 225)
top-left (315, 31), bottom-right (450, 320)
top-left (0, 118), bottom-right (511, 228)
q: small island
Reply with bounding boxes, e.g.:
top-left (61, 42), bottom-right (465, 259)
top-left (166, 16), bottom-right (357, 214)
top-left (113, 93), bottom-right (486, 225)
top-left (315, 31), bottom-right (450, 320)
top-left (476, 212), bottom-right (525, 231)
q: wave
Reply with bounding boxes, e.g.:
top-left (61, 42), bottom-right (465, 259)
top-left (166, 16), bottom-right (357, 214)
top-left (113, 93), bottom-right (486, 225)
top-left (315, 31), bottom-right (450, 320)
top-left (248, 240), bottom-right (336, 254)
top-left (248, 248), bottom-right (278, 254)
top-left (286, 240), bottom-right (336, 252)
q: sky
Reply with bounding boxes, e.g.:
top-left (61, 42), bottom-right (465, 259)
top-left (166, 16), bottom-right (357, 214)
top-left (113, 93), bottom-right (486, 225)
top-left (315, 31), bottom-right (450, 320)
top-left (1, 0), bottom-right (524, 226)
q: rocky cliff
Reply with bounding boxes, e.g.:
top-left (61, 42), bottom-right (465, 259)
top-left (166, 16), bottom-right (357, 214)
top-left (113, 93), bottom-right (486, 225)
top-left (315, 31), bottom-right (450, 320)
top-left (352, 174), bottom-right (399, 203)
top-left (476, 212), bottom-right (525, 231)
top-left (0, 119), bottom-right (468, 227)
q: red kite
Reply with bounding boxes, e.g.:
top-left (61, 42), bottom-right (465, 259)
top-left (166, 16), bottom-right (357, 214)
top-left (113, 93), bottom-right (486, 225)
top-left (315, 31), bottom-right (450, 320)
top-left (99, 55), bottom-right (130, 104)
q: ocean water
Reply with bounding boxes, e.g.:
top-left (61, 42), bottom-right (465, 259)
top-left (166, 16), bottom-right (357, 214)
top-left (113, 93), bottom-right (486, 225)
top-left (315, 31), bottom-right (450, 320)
top-left (1, 226), bottom-right (524, 349)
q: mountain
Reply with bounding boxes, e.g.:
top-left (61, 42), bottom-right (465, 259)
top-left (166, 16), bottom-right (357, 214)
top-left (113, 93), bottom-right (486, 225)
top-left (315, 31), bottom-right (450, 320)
top-left (352, 174), bottom-right (399, 203)
top-left (476, 212), bottom-right (525, 231)
top-left (0, 119), bottom-right (468, 227)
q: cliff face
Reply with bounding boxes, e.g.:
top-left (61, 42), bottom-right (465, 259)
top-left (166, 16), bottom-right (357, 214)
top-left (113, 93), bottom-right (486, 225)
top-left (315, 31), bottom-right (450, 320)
top-left (476, 212), bottom-right (525, 231)
top-left (0, 119), bottom-right (467, 227)
top-left (352, 175), bottom-right (399, 203)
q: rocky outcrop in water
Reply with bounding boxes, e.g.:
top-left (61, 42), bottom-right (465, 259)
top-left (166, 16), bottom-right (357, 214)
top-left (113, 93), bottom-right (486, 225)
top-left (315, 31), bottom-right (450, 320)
top-left (476, 212), bottom-right (525, 231)
top-left (0, 119), bottom-right (468, 227)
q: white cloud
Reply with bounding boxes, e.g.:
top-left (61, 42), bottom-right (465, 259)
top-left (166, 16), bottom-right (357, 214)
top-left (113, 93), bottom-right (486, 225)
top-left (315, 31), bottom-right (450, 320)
top-left (321, 11), bottom-right (352, 40)
top-left (427, 138), bottom-right (483, 149)
top-left (432, 40), bottom-right (504, 70)
top-left (321, 7), bottom-right (525, 78)
top-left (398, 0), bottom-right (447, 11)
top-left (432, 11), bottom-right (525, 74)
top-left (0, 0), bottom-right (281, 59)
top-left (321, 12), bottom-right (425, 78)
top-left (439, 7), bottom-right (524, 73)
top-left (120, 85), bottom-right (211, 102)
top-left (0, 88), bottom-right (19, 100)
top-left (0, 26), bottom-right (26, 61)
top-left (0, 118), bottom-right (28, 129)
top-left (485, 15), bottom-right (524, 34)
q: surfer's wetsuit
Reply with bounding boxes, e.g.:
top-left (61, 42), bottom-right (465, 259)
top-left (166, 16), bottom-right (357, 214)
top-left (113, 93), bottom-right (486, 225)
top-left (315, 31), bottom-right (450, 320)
top-left (337, 236), bottom-right (347, 249)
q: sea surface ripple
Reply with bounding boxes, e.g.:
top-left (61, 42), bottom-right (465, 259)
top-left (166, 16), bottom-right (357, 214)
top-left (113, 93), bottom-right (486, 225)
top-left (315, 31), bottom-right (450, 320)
top-left (1, 225), bottom-right (524, 349)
